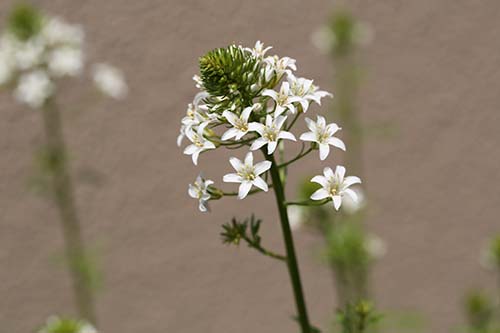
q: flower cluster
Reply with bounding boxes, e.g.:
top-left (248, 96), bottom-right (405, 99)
top-left (0, 5), bottom-right (126, 108)
top-left (179, 41), bottom-right (361, 211)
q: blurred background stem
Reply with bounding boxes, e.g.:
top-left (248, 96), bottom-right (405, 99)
top-left (41, 98), bottom-right (97, 325)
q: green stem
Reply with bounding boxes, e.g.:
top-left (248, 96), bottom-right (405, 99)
top-left (241, 235), bottom-right (287, 261)
top-left (265, 151), bottom-right (312, 333)
top-left (277, 147), bottom-right (313, 169)
top-left (41, 98), bottom-right (97, 325)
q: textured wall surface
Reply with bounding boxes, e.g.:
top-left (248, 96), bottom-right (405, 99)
top-left (1, 0), bottom-right (499, 332)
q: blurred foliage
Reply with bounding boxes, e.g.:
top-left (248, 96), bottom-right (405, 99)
top-left (334, 300), bottom-right (381, 333)
top-left (8, 3), bottom-right (43, 41)
top-left (329, 12), bottom-right (358, 57)
top-left (38, 316), bottom-right (94, 333)
top-left (464, 290), bottom-right (495, 333)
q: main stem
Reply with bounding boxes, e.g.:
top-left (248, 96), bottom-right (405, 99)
top-left (41, 98), bottom-right (97, 325)
top-left (265, 152), bottom-right (311, 333)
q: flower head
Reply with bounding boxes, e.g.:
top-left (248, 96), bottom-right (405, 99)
top-left (183, 123), bottom-right (216, 165)
top-left (310, 166), bottom-right (361, 210)
top-left (188, 174), bottom-right (214, 212)
top-left (93, 63), bottom-right (127, 99)
top-left (300, 115), bottom-right (345, 160)
top-left (264, 55), bottom-right (296, 80)
top-left (249, 114), bottom-right (296, 154)
top-left (223, 152), bottom-right (271, 199)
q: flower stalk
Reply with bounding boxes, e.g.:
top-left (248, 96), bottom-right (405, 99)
top-left (41, 97), bottom-right (97, 325)
top-left (266, 151), bottom-right (312, 333)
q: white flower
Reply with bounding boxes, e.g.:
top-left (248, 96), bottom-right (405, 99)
top-left (183, 123), bottom-right (216, 165)
top-left (300, 116), bottom-right (345, 160)
top-left (15, 70), bottom-right (54, 108)
top-left (48, 46), bottom-right (83, 77)
top-left (246, 40), bottom-right (272, 58)
top-left (42, 17), bottom-right (84, 46)
top-left (93, 63), bottom-right (127, 99)
top-left (264, 55), bottom-right (296, 80)
top-left (262, 81), bottom-right (301, 116)
top-left (341, 186), bottom-right (365, 214)
top-left (221, 105), bottom-right (256, 141)
top-left (223, 152), bottom-right (271, 199)
top-left (306, 83), bottom-right (332, 105)
top-left (182, 92), bottom-right (214, 127)
top-left (14, 37), bottom-right (45, 70)
top-left (287, 73), bottom-right (314, 112)
top-left (188, 174), bottom-right (214, 212)
top-left (249, 114), bottom-right (296, 154)
top-left (310, 166), bottom-right (361, 210)
top-left (177, 124), bottom-right (187, 147)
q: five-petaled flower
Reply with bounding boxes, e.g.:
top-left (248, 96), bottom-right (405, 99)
top-left (183, 123), bottom-right (216, 165)
top-left (223, 152), bottom-right (271, 200)
top-left (263, 81), bottom-right (301, 116)
top-left (188, 174), bottom-right (214, 212)
top-left (249, 115), bottom-right (296, 154)
top-left (300, 115), bottom-right (345, 160)
top-left (222, 105), bottom-right (257, 141)
top-left (245, 40), bottom-right (272, 59)
top-left (310, 166), bottom-right (361, 210)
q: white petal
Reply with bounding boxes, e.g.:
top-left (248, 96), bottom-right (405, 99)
top-left (250, 137), bottom-right (268, 151)
top-left (244, 152), bottom-right (254, 166)
top-left (191, 151), bottom-right (200, 165)
top-left (327, 137), bottom-right (346, 151)
top-left (262, 89), bottom-right (278, 100)
top-left (278, 131), bottom-right (296, 141)
top-left (274, 105), bottom-right (286, 117)
top-left (275, 115), bottom-right (287, 129)
top-left (238, 181), bottom-right (253, 199)
top-left (229, 157), bottom-right (244, 171)
top-left (326, 123), bottom-right (340, 135)
top-left (223, 111), bottom-right (239, 126)
top-left (335, 165), bottom-right (346, 181)
top-left (223, 173), bottom-right (242, 183)
top-left (188, 185), bottom-right (198, 198)
top-left (198, 201), bottom-right (208, 212)
top-left (183, 144), bottom-right (197, 155)
top-left (311, 175), bottom-right (328, 187)
top-left (317, 115), bottom-right (326, 128)
top-left (254, 160), bottom-right (272, 175)
top-left (311, 188), bottom-right (329, 200)
top-left (343, 188), bottom-right (358, 202)
top-left (267, 141), bottom-right (278, 154)
top-left (323, 167), bottom-right (334, 178)
top-left (343, 176), bottom-right (362, 188)
top-left (300, 132), bottom-right (316, 142)
top-left (248, 122), bottom-right (264, 134)
top-left (332, 195), bottom-right (342, 210)
top-left (252, 177), bottom-right (268, 191)
top-left (241, 106), bottom-right (253, 121)
top-left (304, 117), bottom-right (316, 132)
top-left (319, 143), bottom-right (330, 160)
